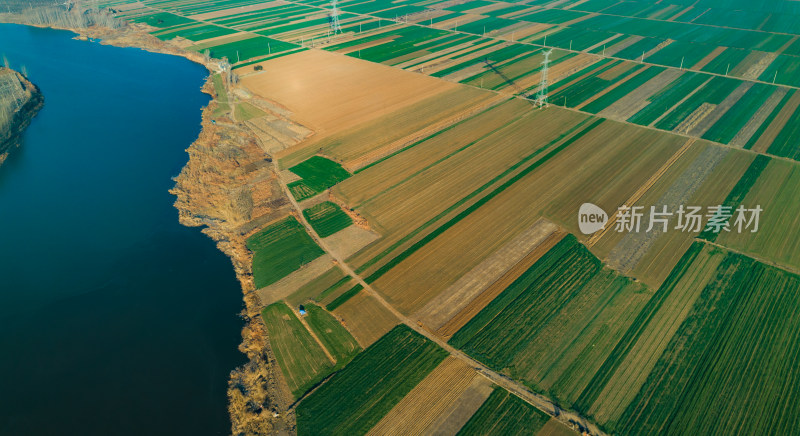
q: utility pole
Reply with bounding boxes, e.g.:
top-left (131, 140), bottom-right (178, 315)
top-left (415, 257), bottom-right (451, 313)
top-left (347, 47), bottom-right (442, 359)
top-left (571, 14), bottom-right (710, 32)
top-left (330, 0), bottom-right (342, 34)
top-left (535, 49), bottom-right (553, 108)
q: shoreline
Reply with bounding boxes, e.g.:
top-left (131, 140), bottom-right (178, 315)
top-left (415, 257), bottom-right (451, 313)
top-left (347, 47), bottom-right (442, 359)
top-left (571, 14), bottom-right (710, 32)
top-left (0, 67), bottom-right (44, 166)
top-left (0, 18), bottom-right (296, 434)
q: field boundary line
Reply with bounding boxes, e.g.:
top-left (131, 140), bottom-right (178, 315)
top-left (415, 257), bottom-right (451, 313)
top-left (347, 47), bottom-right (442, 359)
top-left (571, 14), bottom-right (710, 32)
top-left (272, 160), bottom-right (608, 436)
top-left (587, 137), bottom-right (695, 247)
top-left (698, 239), bottom-right (800, 276)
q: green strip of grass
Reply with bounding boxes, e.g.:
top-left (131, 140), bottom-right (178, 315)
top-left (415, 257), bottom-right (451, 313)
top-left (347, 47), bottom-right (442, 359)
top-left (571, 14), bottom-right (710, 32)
top-left (261, 302), bottom-right (333, 398)
top-left (304, 304), bottom-right (361, 369)
top-left (288, 156), bottom-right (351, 201)
top-left (296, 325), bottom-right (448, 435)
top-left (457, 387), bottom-right (550, 435)
top-left (303, 201), bottom-right (353, 238)
top-left (247, 216), bottom-right (325, 289)
top-left (326, 284), bottom-right (363, 311)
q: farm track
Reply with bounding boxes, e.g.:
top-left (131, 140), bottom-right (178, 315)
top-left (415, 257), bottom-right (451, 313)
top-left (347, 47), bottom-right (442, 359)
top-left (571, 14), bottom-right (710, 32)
top-left (273, 159), bottom-right (607, 436)
top-left (587, 138), bottom-right (696, 247)
top-left (291, 304), bottom-right (337, 365)
top-left (116, 3), bottom-right (800, 433)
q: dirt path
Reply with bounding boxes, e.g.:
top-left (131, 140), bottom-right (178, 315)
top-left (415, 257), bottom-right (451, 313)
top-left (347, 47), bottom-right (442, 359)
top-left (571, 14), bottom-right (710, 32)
top-left (274, 165), bottom-right (606, 436)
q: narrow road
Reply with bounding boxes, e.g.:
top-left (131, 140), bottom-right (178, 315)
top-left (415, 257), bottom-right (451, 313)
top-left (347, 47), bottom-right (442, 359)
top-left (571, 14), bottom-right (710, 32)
top-left (273, 169), bottom-right (607, 436)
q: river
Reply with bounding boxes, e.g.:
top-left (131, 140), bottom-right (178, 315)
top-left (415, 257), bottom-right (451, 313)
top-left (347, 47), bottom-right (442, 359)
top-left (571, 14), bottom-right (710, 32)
top-left (0, 23), bottom-right (244, 435)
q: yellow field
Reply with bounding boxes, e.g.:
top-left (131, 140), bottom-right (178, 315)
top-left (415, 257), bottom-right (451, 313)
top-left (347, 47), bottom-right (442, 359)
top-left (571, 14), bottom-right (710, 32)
top-left (332, 291), bottom-right (399, 347)
top-left (241, 50), bottom-right (454, 135)
top-left (370, 118), bottom-right (685, 314)
top-left (366, 357), bottom-right (478, 435)
top-left (342, 106), bottom-right (588, 273)
top-left (240, 49), bottom-right (489, 168)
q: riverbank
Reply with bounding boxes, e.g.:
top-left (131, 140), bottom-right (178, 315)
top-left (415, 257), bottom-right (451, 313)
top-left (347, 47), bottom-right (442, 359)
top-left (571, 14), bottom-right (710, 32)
top-left (81, 24), bottom-right (302, 434)
top-left (0, 67), bottom-right (44, 165)
top-left (0, 17), bottom-right (302, 435)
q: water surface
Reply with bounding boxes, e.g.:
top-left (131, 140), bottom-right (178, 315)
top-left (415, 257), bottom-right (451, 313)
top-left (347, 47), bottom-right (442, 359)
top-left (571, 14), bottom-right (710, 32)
top-left (0, 23), bottom-right (244, 435)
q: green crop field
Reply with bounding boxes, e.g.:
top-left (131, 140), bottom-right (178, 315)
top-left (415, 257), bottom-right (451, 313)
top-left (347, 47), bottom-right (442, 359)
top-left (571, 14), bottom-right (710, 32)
top-left (296, 325), bottom-right (448, 435)
top-left (449, 235), bottom-right (650, 407)
top-left (304, 304), bottom-right (361, 369)
top-left (644, 41), bottom-right (716, 69)
top-left (574, 243), bottom-right (718, 418)
top-left (655, 76), bottom-right (740, 131)
top-left (744, 90), bottom-right (795, 150)
top-left (206, 35), bottom-right (297, 63)
top-left (155, 24), bottom-right (237, 42)
top-left (552, 63), bottom-right (646, 109)
top-left (581, 66), bottom-right (665, 114)
top-left (517, 8), bottom-right (589, 24)
top-left (613, 245), bottom-right (800, 435)
top-left (628, 72), bottom-right (707, 126)
top-left (767, 104), bottom-right (800, 160)
top-left (132, 11), bottom-right (194, 28)
top-left (457, 387), bottom-right (550, 436)
top-left (317, 276), bottom-right (355, 306)
top-left (261, 302), bottom-right (333, 398)
top-left (246, 216), bottom-right (325, 288)
top-left (759, 54), bottom-right (800, 87)
top-left (701, 84), bottom-right (776, 144)
top-left (700, 47), bottom-right (750, 75)
top-left (303, 201), bottom-right (353, 237)
top-left (288, 156), bottom-right (351, 201)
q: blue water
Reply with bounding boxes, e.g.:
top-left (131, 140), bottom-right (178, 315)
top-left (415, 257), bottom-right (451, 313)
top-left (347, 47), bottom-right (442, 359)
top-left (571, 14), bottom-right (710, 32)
top-left (0, 24), bottom-right (244, 435)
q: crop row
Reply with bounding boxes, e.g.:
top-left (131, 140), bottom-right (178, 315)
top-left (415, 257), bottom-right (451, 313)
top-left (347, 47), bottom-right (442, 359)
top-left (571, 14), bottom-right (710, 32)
top-left (296, 325), bottom-right (448, 435)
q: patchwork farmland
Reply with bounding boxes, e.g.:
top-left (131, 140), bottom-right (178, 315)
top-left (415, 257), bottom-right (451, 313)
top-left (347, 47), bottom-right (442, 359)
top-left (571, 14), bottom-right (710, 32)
top-left (95, 0), bottom-right (800, 434)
